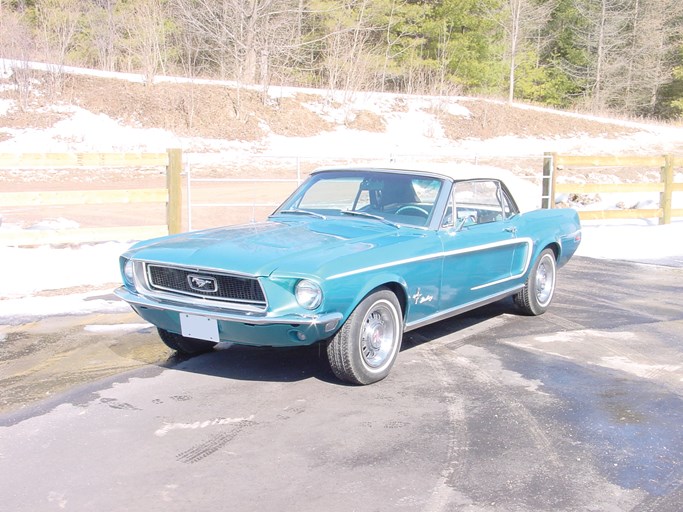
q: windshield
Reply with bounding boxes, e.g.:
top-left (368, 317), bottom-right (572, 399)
top-left (273, 171), bottom-right (444, 228)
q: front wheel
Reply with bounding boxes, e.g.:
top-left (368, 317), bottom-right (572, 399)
top-left (326, 288), bottom-right (403, 385)
top-left (514, 248), bottom-right (557, 316)
top-left (157, 328), bottom-right (217, 355)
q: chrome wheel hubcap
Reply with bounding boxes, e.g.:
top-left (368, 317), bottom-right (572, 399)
top-left (535, 255), bottom-right (555, 306)
top-left (360, 301), bottom-right (397, 369)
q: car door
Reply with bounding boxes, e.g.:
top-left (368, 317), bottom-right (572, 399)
top-left (437, 179), bottom-right (530, 311)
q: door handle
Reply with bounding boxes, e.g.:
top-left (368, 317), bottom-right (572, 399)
top-left (504, 226), bottom-right (517, 234)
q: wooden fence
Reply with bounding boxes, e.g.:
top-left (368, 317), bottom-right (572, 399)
top-left (0, 149), bottom-right (182, 245)
top-left (3, 150), bottom-right (680, 245)
top-left (542, 153), bottom-right (683, 224)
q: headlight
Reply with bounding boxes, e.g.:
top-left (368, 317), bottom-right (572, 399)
top-left (123, 259), bottom-right (135, 285)
top-left (295, 279), bottom-right (322, 310)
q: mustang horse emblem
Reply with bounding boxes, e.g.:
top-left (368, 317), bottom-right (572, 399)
top-left (187, 275), bottom-right (217, 292)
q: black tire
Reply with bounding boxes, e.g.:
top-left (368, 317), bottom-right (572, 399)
top-left (157, 328), bottom-right (217, 355)
top-left (514, 248), bottom-right (557, 316)
top-left (326, 288), bottom-right (403, 385)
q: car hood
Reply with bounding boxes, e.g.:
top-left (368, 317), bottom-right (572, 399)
top-left (127, 218), bottom-right (418, 277)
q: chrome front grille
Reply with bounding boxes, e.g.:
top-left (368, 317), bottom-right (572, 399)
top-left (146, 264), bottom-right (266, 307)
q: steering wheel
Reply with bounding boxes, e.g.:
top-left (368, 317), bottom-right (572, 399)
top-left (396, 205), bottom-right (430, 218)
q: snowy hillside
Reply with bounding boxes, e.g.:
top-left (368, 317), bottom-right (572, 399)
top-left (2, 59), bottom-right (683, 159)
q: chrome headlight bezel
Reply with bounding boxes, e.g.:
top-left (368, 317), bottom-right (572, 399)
top-left (295, 279), bottom-right (323, 310)
top-left (123, 258), bottom-right (135, 286)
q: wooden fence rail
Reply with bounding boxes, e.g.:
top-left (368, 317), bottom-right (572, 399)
top-left (0, 149), bottom-right (182, 246)
top-left (543, 153), bottom-right (683, 224)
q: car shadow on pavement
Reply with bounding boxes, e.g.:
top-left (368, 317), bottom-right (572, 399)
top-left (402, 298), bottom-right (515, 351)
top-left (166, 342), bottom-right (339, 384)
top-left (165, 298), bottom-right (518, 386)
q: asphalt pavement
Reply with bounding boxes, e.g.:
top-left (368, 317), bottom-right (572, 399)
top-left (0, 256), bottom-right (682, 512)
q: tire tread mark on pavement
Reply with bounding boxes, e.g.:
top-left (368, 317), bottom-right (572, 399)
top-left (419, 339), bottom-right (566, 512)
top-left (421, 316), bottom-right (509, 351)
top-left (176, 420), bottom-right (253, 464)
top-left (416, 318), bottom-right (514, 510)
top-left (99, 397), bottom-right (141, 410)
top-left (449, 348), bottom-right (563, 470)
top-left (542, 311), bottom-right (585, 331)
top-left (559, 289), bottom-right (680, 324)
top-left (420, 348), bottom-right (468, 512)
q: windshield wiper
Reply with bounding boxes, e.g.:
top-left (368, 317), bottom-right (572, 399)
top-left (275, 209), bottom-right (327, 220)
top-left (340, 210), bottom-right (400, 228)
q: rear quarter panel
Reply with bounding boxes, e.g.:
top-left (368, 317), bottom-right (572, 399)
top-left (514, 208), bottom-right (581, 269)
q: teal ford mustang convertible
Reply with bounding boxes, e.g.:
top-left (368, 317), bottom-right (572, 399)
top-left (115, 167), bottom-right (581, 385)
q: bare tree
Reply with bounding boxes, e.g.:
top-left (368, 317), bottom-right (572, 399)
top-left (565, 0), bottom-right (633, 112)
top-left (502, 0), bottom-right (555, 103)
top-left (118, 0), bottom-right (170, 82)
top-left (621, 0), bottom-right (683, 115)
top-left (561, 0), bottom-right (683, 114)
top-left (0, 1), bottom-right (34, 61)
top-left (34, 0), bottom-right (84, 96)
top-left (172, 0), bottom-right (300, 84)
top-left (83, 0), bottom-right (120, 71)
top-left (311, 0), bottom-right (388, 98)
top-left (0, 1), bottom-right (35, 110)
top-left (379, 0), bottom-right (402, 92)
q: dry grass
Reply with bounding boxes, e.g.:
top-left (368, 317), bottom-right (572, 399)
top-left (0, 71), bottom-right (642, 144)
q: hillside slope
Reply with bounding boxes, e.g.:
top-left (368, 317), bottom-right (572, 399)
top-left (1, 61), bottom-right (683, 187)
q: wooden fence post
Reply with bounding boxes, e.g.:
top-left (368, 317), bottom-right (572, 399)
top-left (660, 154), bottom-right (674, 225)
top-left (166, 148), bottom-right (182, 234)
top-left (542, 152), bottom-right (556, 208)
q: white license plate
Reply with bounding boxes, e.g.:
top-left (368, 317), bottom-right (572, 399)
top-left (180, 313), bottom-right (219, 342)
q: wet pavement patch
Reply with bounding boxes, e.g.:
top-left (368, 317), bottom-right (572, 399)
top-left (492, 342), bottom-right (683, 496)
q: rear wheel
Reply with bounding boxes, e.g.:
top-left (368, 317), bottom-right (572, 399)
top-left (326, 288), bottom-right (403, 385)
top-left (157, 328), bottom-right (217, 355)
top-left (514, 248), bottom-right (557, 316)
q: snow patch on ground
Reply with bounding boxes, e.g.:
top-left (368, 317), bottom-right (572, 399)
top-left (534, 330), bottom-right (637, 344)
top-left (0, 241), bottom-right (130, 298)
top-left (84, 323), bottom-right (153, 334)
top-left (0, 97), bottom-right (14, 115)
top-left (596, 356), bottom-right (681, 379)
top-left (576, 220), bottom-right (683, 264)
top-left (1, 104), bottom-right (182, 152)
top-left (0, 291), bottom-right (130, 326)
top-left (26, 218), bottom-right (81, 231)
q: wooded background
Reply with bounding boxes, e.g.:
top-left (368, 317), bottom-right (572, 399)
top-left (2, 0), bottom-right (683, 119)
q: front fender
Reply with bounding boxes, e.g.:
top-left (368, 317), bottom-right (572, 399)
top-left (352, 272), bottom-right (409, 318)
top-left (323, 264), bottom-right (444, 330)
top-left (321, 271), bottom-right (407, 325)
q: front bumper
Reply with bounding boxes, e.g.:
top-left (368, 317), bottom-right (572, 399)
top-left (114, 287), bottom-right (343, 347)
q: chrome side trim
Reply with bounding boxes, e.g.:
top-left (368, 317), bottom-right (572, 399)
top-left (328, 237), bottom-right (533, 280)
top-left (470, 238), bottom-right (533, 291)
top-left (114, 287), bottom-right (343, 327)
top-left (404, 284), bottom-right (524, 332)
